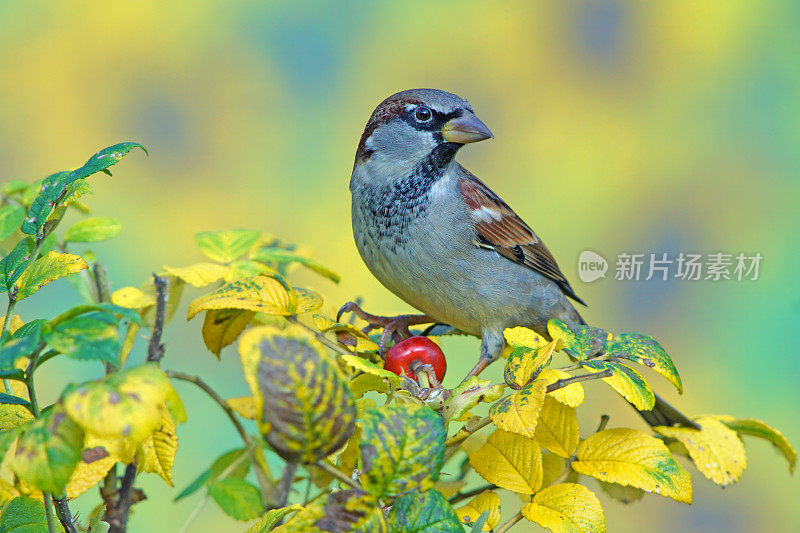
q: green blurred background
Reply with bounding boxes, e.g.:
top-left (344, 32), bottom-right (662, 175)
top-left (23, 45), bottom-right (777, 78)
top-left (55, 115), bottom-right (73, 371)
top-left (1, 1), bottom-right (798, 531)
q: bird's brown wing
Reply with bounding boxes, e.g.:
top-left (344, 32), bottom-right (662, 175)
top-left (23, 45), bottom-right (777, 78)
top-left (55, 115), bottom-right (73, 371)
top-left (458, 170), bottom-right (586, 305)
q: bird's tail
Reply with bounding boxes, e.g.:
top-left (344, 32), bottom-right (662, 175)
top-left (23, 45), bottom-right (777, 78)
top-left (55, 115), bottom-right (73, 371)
top-left (636, 393), bottom-right (699, 429)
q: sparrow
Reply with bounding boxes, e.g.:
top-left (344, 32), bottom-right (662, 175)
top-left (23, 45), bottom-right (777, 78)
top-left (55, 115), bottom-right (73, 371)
top-left (346, 88), bottom-right (693, 427)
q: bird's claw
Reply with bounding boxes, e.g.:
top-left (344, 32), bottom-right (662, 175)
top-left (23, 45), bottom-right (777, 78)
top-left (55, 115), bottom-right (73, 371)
top-left (336, 301), bottom-right (434, 356)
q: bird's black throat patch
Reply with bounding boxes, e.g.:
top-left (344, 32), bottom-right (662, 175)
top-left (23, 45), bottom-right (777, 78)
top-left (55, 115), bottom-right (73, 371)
top-left (358, 143), bottom-right (460, 250)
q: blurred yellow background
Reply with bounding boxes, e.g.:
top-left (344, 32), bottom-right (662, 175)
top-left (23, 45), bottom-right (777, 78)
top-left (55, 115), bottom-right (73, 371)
top-left (1, 1), bottom-right (798, 531)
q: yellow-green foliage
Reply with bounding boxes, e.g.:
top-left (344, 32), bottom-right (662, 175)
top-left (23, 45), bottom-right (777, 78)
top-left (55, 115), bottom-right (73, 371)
top-left (0, 144), bottom-right (794, 533)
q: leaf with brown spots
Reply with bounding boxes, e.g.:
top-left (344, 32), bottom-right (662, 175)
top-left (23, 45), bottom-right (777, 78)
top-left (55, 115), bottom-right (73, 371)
top-left (11, 406), bottom-right (84, 494)
top-left (274, 489), bottom-right (386, 532)
top-left (359, 403), bottom-right (446, 499)
top-left (63, 363), bottom-right (171, 445)
top-left (606, 333), bottom-right (682, 393)
top-left (241, 326), bottom-right (356, 463)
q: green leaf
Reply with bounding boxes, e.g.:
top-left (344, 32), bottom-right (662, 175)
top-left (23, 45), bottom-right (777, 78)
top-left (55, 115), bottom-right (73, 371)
top-left (547, 319), bottom-right (608, 360)
top-left (0, 333), bottom-right (40, 378)
top-left (251, 247), bottom-right (340, 283)
top-left (63, 216), bottom-right (121, 243)
top-left (14, 251), bottom-right (88, 300)
top-left (196, 230), bottom-right (260, 263)
top-left (11, 407), bottom-right (85, 494)
top-left (174, 447), bottom-right (252, 502)
top-left (21, 143), bottom-right (144, 237)
top-left (581, 360), bottom-right (655, 411)
top-left (0, 237), bottom-right (34, 292)
top-left (0, 205), bottom-right (25, 240)
top-left (70, 142), bottom-right (147, 181)
top-left (241, 326), bottom-right (356, 462)
top-left (2, 180), bottom-right (28, 196)
top-left (0, 497), bottom-right (54, 533)
top-left (245, 505), bottom-right (302, 533)
top-left (275, 489), bottom-right (386, 532)
top-left (442, 376), bottom-right (504, 425)
top-left (715, 416), bottom-right (796, 473)
top-left (359, 403), bottom-right (446, 498)
top-left (43, 310), bottom-right (121, 364)
top-left (606, 333), bottom-right (682, 393)
top-left (0, 393), bottom-right (31, 408)
top-left (386, 489), bottom-right (463, 533)
top-left (20, 171), bottom-right (69, 236)
top-left (208, 478), bottom-right (263, 521)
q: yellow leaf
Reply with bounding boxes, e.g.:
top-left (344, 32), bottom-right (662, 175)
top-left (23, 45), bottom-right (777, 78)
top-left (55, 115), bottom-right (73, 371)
top-left (469, 429), bottom-right (543, 494)
top-left (164, 263), bottom-right (231, 288)
top-left (582, 361), bottom-right (654, 411)
top-left (571, 428), bottom-right (692, 504)
top-left (432, 480), bottom-right (466, 499)
top-left (227, 396), bottom-right (259, 421)
top-left (655, 416), bottom-right (746, 487)
top-left (535, 397), bottom-right (579, 458)
top-left (349, 373), bottom-right (389, 399)
top-left (541, 451), bottom-right (568, 488)
top-left (0, 401), bottom-right (34, 430)
top-left (339, 352), bottom-right (403, 388)
top-left (202, 309), bottom-right (254, 358)
top-left (8, 314), bottom-right (24, 335)
top-left (504, 339), bottom-right (560, 388)
top-left (66, 446), bottom-right (117, 498)
top-left (293, 287), bottom-right (323, 314)
top-left (14, 251), bottom-right (88, 300)
top-left (63, 364), bottom-right (170, 445)
top-left (188, 275), bottom-right (303, 319)
top-left (0, 478), bottom-right (20, 505)
top-left (504, 327), bottom-right (548, 350)
top-left (489, 380), bottom-right (547, 438)
top-left (85, 435), bottom-right (136, 464)
top-left (714, 415), bottom-right (796, 473)
top-left (456, 490), bottom-right (501, 531)
top-left (522, 483), bottom-right (605, 533)
top-left (538, 369), bottom-right (584, 408)
top-left (112, 285), bottom-right (149, 308)
top-left (313, 315), bottom-right (378, 353)
top-left (138, 406), bottom-right (178, 485)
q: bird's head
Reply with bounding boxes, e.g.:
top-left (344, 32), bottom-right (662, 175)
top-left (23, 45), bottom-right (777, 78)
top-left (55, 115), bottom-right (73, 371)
top-left (353, 89), bottom-right (493, 181)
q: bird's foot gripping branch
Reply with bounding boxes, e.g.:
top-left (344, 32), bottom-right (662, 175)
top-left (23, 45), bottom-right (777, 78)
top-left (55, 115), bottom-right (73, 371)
top-left (0, 144), bottom-right (795, 533)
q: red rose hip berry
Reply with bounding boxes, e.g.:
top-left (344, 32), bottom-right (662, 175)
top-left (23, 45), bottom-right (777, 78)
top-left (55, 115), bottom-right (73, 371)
top-left (384, 336), bottom-right (446, 383)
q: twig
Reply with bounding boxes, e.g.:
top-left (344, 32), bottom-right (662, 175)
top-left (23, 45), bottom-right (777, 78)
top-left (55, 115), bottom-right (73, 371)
top-left (277, 462), bottom-right (298, 507)
top-left (52, 495), bottom-right (78, 533)
top-left (596, 414), bottom-right (610, 432)
top-left (546, 369), bottom-right (613, 393)
top-left (495, 512), bottom-right (523, 533)
top-left (166, 371), bottom-right (274, 500)
top-left (146, 275), bottom-right (167, 363)
top-left (287, 316), bottom-right (353, 356)
top-left (444, 416), bottom-right (492, 461)
top-left (315, 461), bottom-right (361, 490)
top-left (42, 494), bottom-right (56, 533)
top-left (448, 483), bottom-right (497, 505)
top-left (92, 262), bottom-right (111, 303)
top-left (104, 462), bottom-right (137, 533)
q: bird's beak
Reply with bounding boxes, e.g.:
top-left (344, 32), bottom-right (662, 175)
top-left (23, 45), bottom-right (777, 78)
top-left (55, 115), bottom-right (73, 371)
top-left (441, 111), bottom-right (494, 144)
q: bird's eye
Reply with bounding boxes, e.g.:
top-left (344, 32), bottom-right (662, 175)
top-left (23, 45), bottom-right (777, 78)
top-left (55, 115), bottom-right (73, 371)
top-left (414, 106), bottom-right (432, 122)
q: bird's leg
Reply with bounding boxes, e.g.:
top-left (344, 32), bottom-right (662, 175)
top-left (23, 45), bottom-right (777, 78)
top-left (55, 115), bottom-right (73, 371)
top-left (336, 301), bottom-right (434, 356)
top-left (463, 331), bottom-right (505, 381)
